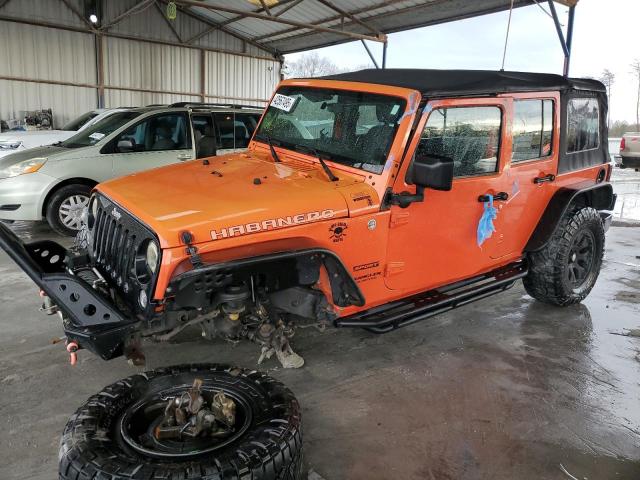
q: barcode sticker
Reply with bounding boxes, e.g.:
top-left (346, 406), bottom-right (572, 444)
top-left (270, 93), bottom-right (297, 112)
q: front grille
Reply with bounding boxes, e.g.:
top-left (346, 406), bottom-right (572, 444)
top-left (89, 194), bottom-right (157, 314)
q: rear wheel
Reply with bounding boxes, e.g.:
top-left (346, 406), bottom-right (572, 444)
top-left (524, 206), bottom-right (604, 306)
top-left (46, 184), bottom-right (91, 236)
top-left (59, 364), bottom-right (303, 480)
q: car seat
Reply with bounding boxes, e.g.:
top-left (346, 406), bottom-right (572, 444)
top-left (152, 124), bottom-right (177, 150)
top-left (197, 124), bottom-right (217, 158)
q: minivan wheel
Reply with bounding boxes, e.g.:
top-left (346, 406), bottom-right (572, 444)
top-left (524, 206), bottom-right (604, 306)
top-left (59, 364), bottom-right (303, 480)
top-left (45, 184), bottom-right (91, 236)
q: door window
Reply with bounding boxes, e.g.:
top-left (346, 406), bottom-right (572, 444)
top-left (512, 99), bottom-right (554, 162)
top-left (193, 114), bottom-right (217, 159)
top-left (113, 113), bottom-right (190, 153)
top-left (234, 113), bottom-right (258, 149)
top-left (418, 106), bottom-right (502, 177)
top-left (567, 98), bottom-right (599, 152)
top-left (214, 113), bottom-right (235, 149)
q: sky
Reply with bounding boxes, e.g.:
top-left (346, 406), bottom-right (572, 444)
top-left (285, 0), bottom-right (640, 124)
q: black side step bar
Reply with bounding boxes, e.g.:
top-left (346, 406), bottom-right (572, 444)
top-left (335, 262), bottom-right (528, 334)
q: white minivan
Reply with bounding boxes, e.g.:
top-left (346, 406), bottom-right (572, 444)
top-left (0, 104), bottom-right (262, 235)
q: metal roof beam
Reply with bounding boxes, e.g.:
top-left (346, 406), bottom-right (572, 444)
top-left (260, 0), bottom-right (535, 51)
top-left (164, 1), bottom-right (279, 56)
top-left (252, 0), bottom-right (394, 43)
top-left (315, 0), bottom-right (381, 35)
top-left (258, 0), bottom-right (272, 16)
top-left (102, 0), bottom-right (155, 31)
top-left (154, 0), bottom-right (183, 43)
top-left (173, 0), bottom-right (386, 43)
top-left (58, 0), bottom-right (96, 30)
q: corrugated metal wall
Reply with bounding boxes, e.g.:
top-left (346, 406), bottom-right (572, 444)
top-left (0, 0), bottom-right (280, 128)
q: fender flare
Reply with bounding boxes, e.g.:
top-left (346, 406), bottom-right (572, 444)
top-left (525, 181), bottom-right (615, 252)
top-left (169, 248), bottom-right (365, 309)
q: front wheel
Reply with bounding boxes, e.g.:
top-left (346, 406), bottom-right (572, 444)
top-left (59, 364), bottom-right (303, 480)
top-left (524, 206), bottom-right (605, 306)
top-left (46, 184), bottom-right (92, 236)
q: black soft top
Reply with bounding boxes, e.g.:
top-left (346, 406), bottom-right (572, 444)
top-left (321, 69), bottom-right (605, 97)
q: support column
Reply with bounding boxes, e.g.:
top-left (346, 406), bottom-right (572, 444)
top-left (382, 41), bottom-right (387, 69)
top-left (95, 33), bottom-right (105, 108)
top-left (200, 49), bottom-right (206, 102)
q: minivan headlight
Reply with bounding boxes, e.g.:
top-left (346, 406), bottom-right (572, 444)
top-left (146, 241), bottom-right (160, 274)
top-left (0, 141), bottom-right (22, 150)
top-left (0, 157), bottom-right (47, 179)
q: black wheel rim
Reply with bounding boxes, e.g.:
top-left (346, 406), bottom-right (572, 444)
top-left (119, 384), bottom-right (253, 459)
top-left (566, 229), bottom-right (596, 289)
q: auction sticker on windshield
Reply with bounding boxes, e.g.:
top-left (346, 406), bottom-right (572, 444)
top-left (271, 93), bottom-right (297, 112)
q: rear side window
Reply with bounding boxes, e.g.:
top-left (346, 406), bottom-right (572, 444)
top-left (419, 106), bottom-right (501, 177)
top-left (235, 113), bottom-right (258, 149)
top-left (512, 99), bottom-right (554, 162)
top-left (567, 98), bottom-right (599, 153)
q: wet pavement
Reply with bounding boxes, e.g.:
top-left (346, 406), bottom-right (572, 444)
top-left (0, 220), bottom-right (639, 479)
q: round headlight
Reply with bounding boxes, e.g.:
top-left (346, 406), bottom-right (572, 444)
top-left (87, 195), bottom-right (98, 229)
top-left (146, 241), bottom-right (159, 274)
top-left (90, 195), bottom-right (98, 217)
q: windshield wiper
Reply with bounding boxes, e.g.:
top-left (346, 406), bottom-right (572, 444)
top-left (255, 134), bottom-right (281, 163)
top-left (266, 136), bottom-right (281, 163)
top-left (295, 145), bottom-right (338, 182)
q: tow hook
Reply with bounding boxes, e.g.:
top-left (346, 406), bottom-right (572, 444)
top-left (66, 341), bottom-right (79, 366)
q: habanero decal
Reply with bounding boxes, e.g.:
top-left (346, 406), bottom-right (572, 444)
top-left (210, 209), bottom-right (335, 240)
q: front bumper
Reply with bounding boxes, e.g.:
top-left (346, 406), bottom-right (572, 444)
top-left (0, 172), bottom-right (56, 221)
top-left (0, 221), bottom-right (137, 359)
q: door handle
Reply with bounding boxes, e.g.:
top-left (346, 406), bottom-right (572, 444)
top-left (478, 192), bottom-right (508, 202)
top-left (178, 153), bottom-right (192, 161)
top-left (533, 174), bottom-right (555, 184)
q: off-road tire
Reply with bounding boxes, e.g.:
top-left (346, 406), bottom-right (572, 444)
top-left (524, 206), bottom-right (604, 306)
top-left (59, 364), bottom-right (303, 480)
top-left (46, 184), bottom-right (92, 237)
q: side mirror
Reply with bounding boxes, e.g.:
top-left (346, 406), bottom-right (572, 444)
top-left (411, 153), bottom-right (454, 191)
top-left (117, 139), bottom-right (134, 152)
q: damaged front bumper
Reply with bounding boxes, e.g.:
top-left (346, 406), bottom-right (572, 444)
top-left (0, 222), bottom-right (138, 360)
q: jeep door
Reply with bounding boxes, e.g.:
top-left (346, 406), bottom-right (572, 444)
top-left (494, 93), bottom-right (559, 257)
top-left (385, 98), bottom-right (511, 293)
top-left (104, 112), bottom-right (195, 176)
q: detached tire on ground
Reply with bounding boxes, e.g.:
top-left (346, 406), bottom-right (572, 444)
top-left (524, 206), bottom-right (605, 306)
top-left (59, 364), bottom-right (303, 480)
top-left (46, 184), bottom-right (92, 236)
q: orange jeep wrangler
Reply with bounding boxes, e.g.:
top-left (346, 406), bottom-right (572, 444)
top-left (0, 69), bottom-right (616, 478)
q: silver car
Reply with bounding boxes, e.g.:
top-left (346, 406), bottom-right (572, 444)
top-left (0, 104), bottom-right (262, 235)
top-left (619, 132), bottom-right (640, 170)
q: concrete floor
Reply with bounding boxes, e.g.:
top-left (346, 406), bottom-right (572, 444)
top-left (0, 224), bottom-right (639, 480)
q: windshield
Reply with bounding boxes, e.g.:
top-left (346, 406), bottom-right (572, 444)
top-left (60, 111), bottom-right (142, 148)
top-left (255, 87), bottom-right (406, 174)
top-left (61, 111), bottom-right (99, 131)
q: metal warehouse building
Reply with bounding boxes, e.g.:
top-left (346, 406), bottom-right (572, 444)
top-left (0, 0), bottom-right (282, 127)
top-left (0, 0), bottom-right (577, 128)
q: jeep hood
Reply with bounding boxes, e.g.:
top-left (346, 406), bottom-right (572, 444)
top-left (98, 153), bottom-right (366, 248)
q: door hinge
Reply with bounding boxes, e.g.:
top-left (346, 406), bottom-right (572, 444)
top-left (390, 212), bottom-right (410, 228)
top-left (385, 262), bottom-right (405, 277)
